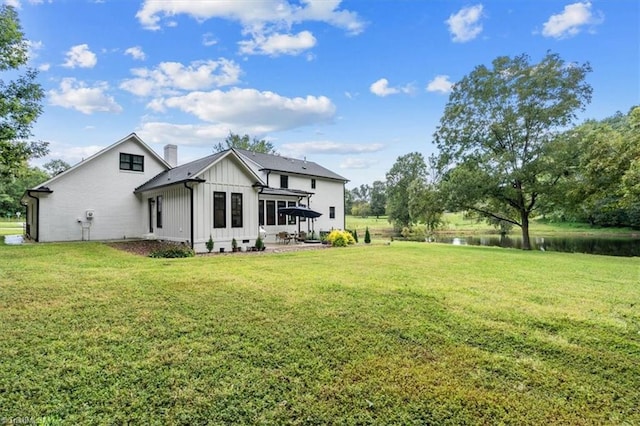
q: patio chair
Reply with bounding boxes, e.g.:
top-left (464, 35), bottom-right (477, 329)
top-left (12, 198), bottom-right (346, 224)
top-left (296, 231), bottom-right (307, 243)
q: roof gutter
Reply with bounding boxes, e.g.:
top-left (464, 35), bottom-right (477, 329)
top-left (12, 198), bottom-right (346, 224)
top-left (23, 188), bottom-right (53, 242)
top-left (183, 181), bottom-right (195, 250)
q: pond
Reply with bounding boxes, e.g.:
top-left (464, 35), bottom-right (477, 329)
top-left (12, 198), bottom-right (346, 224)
top-left (431, 234), bottom-right (640, 257)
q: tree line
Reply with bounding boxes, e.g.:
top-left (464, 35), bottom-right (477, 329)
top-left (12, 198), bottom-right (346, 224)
top-left (348, 53), bottom-right (638, 250)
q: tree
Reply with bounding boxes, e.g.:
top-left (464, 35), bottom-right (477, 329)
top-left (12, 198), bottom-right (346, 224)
top-left (434, 52), bottom-right (592, 249)
top-left (386, 152), bottom-right (428, 230)
top-left (0, 165), bottom-right (48, 218)
top-left (407, 179), bottom-right (444, 235)
top-left (370, 180), bottom-right (386, 218)
top-left (0, 5), bottom-right (47, 179)
top-left (43, 159), bottom-right (71, 177)
top-left (214, 132), bottom-right (277, 154)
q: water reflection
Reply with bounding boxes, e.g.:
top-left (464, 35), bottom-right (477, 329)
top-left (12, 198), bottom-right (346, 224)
top-left (433, 235), bottom-right (640, 257)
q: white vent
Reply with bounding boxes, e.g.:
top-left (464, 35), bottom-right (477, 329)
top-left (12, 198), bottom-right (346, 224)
top-left (86, 210), bottom-right (95, 219)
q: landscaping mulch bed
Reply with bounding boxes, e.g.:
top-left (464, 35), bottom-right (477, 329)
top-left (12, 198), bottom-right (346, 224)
top-left (108, 239), bottom-right (331, 257)
top-left (108, 240), bottom-right (185, 257)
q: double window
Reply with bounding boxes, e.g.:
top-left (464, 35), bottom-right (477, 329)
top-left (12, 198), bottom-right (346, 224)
top-left (120, 153), bottom-right (144, 172)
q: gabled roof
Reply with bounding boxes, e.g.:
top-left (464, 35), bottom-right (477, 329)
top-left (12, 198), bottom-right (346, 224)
top-left (135, 149), bottom-right (264, 193)
top-left (29, 133), bottom-right (170, 191)
top-left (234, 148), bottom-right (348, 182)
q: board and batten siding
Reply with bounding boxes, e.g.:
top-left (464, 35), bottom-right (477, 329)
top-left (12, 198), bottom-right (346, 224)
top-left (35, 137), bottom-right (167, 242)
top-left (191, 156), bottom-right (260, 253)
top-left (143, 185), bottom-right (191, 244)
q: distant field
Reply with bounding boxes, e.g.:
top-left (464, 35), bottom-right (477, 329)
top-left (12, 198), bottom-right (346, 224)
top-left (0, 221), bottom-right (24, 237)
top-left (346, 213), bottom-right (637, 238)
top-left (1, 240), bottom-right (638, 424)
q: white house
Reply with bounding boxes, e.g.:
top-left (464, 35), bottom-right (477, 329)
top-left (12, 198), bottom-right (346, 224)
top-left (22, 133), bottom-right (348, 253)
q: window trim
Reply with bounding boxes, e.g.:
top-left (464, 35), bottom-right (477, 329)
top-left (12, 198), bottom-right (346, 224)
top-left (329, 206), bottom-right (336, 219)
top-left (119, 153), bottom-right (144, 172)
top-left (311, 178), bottom-right (316, 189)
top-left (277, 200), bottom-right (286, 225)
top-left (156, 195), bottom-right (163, 229)
top-left (266, 200), bottom-right (276, 225)
top-left (280, 175), bottom-right (288, 189)
top-left (231, 193), bottom-right (243, 228)
top-left (213, 191), bottom-right (226, 228)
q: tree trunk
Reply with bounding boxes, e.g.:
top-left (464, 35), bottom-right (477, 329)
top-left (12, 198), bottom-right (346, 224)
top-left (520, 209), bottom-right (531, 250)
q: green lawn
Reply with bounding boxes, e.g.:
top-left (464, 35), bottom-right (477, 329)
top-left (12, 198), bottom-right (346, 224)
top-left (1, 241), bottom-right (638, 424)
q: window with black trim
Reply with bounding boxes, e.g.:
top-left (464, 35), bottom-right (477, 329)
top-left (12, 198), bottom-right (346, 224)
top-left (259, 200), bottom-right (264, 226)
top-left (231, 193), bottom-right (243, 228)
top-left (120, 153), bottom-right (144, 172)
top-left (214, 192), bottom-right (226, 228)
top-left (277, 201), bottom-right (286, 225)
top-left (280, 175), bottom-right (288, 189)
top-left (266, 200), bottom-right (275, 225)
top-left (156, 195), bottom-right (163, 228)
top-left (287, 201), bottom-right (296, 225)
top-left (311, 179), bottom-right (316, 189)
top-left (329, 206), bottom-right (335, 219)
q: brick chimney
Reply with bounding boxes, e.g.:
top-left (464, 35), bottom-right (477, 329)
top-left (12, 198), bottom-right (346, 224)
top-left (164, 144), bottom-right (177, 167)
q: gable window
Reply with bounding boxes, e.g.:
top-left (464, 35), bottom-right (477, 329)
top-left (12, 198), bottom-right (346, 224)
top-left (277, 201), bottom-right (286, 225)
top-left (280, 175), bottom-right (288, 189)
top-left (287, 201), bottom-right (296, 225)
top-left (311, 179), bottom-right (316, 189)
top-left (329, 206), bottom-right (335, 219)
top-left (214, 192), bottom-right (226, 228)
top-left (231, 193), bottom-right (243, 228)
top-left (120, 153), bottom-right (144, 172)
top-left (266, 200), bottom-right (275, 225)
top-left (258, 200), bottom-right (264, 226)
top-left (156, 195), bottom-right (163, 229)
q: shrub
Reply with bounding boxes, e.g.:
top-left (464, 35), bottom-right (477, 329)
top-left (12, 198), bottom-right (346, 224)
top-left (206, 235), bottom-right (214, 253)
top-left (255, 236), bottom-right (264, 251)
top-left (364, 227), bottom-right (371, 244)
top-left (149, 245), bottom-right (195, 258)
top-left (351, 229), bottom-right (359, 243)
top-left (326, 229), bottom-right (356, 247)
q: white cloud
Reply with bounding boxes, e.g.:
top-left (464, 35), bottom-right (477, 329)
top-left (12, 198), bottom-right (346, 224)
top-left (136, 0), bottom-right (364, 34)
top-left (339, 158), bottom-right (379, 169)
top-left (136, 122), bottom-right (235, 146)
top-left (4, 0), bottom-right (21, 8)
top-left (370, 78), bottom-right (414, 97)
top-left (46, 144), bottom-right (104, 166)
top-left (120, 59), bottom-right (242, 97)
top-left (446, 4), bottom-right (484, 42)
top-left (426, 75), bottom-right (454, 94)
top-left (124, 46), bottom-right (146, 60)
top-left (542, 2), bottom-right (603, 39)
top-left (239, 30), bottom-right (316, 56)
top-left (152, 88), bottom-right (335, 132)
top-left (280, 141), bottom-right (384, 156)
top-left (48, 78), bottom-right (122, 114)
top-left (38, 63), bottom-right (50, 71)
top-left (62, 44), bottom-right (97, 68)
top-left (202, 32), bottom-right (218, 47)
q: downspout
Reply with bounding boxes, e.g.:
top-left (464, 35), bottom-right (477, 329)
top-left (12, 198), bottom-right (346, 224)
top-left (184, 182), bottom-right (194, 250)
top-left (25, 190), bottom-right (40, 242)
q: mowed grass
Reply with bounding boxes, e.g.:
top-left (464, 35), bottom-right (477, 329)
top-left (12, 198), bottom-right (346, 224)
top-left (0, 220), bottom-right (24, 236)
top-left (1, 241), bottom-right (638, 424)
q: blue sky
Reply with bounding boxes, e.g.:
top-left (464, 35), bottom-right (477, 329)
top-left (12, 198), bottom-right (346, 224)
top-left (10, 0), bottom-right (640, 188)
